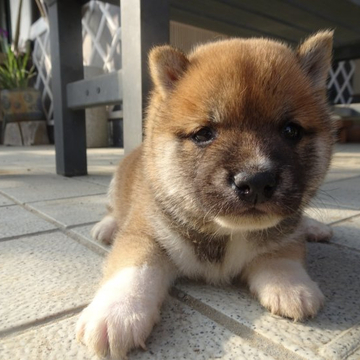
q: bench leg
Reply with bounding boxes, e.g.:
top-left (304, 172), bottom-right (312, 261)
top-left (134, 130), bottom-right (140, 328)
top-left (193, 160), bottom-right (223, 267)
top-left (121, 0), bottom-right (169, 154)
top-left (46, 0), bottom-right (87, 176)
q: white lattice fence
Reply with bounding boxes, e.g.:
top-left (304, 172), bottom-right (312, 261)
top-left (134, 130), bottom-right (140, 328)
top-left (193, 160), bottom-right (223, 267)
top-left (30, 3), bottom-right (356, 124)
top-left (82, 1), bottom-right (121, 72)
top-left (30, 0), bottom-right (122, 125)
top-left (328, 60), bottom-right (356, 104)
top-left (30, 18), bottom-right (52, 123)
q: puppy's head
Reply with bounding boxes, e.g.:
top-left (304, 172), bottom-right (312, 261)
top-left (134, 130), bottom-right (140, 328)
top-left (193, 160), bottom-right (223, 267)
top-left (145, 32), bottom-right (334, 232)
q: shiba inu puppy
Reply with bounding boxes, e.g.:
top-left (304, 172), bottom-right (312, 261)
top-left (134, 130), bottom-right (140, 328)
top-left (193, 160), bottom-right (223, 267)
top-left (77, 31), bottom-right (335, 359)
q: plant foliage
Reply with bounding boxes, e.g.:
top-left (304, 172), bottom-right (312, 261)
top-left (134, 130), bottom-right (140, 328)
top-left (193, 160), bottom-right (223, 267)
top-left (0, 46), bottom-right (36, 90)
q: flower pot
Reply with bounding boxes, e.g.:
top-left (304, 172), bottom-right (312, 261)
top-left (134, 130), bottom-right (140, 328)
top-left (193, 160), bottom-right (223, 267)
top-left (0, 88), bottom-right (44, 122)
top-left (0, 88), bottom-right (48, 145)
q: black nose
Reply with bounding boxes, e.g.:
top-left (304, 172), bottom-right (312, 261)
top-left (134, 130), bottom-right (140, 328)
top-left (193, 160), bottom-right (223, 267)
top-left (232, 171), bottom-right (277, 204)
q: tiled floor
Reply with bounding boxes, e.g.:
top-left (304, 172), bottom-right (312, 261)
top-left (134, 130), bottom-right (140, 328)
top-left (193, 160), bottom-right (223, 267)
top-left (0, 144), bottom-right (360, 360)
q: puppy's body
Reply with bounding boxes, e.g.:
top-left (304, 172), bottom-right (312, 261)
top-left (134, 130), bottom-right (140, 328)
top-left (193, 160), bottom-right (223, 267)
top-left (78, 33), bottom-right (335, 359)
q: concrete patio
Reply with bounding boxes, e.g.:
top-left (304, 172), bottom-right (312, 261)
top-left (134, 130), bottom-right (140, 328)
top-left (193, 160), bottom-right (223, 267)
top-left (0, 143), bottom-right (360, 360)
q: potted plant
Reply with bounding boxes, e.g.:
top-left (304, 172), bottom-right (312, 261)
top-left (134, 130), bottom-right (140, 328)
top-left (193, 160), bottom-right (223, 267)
top-left (0, 44), bottom-right (44, 144)
top-left (0, 0), bottom-right (46, 145)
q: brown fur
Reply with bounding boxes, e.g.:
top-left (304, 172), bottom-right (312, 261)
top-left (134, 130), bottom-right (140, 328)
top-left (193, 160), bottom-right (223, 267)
top-left (105, 30), bottom-right (334, 296)
top-left (104, 33), bottom-right (334, 269)
top-left (79, 31), bottom-right (335, 358)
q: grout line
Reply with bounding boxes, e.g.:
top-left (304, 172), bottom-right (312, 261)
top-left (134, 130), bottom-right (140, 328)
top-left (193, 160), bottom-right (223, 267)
top-left (0, 189), bottom-right (108, 256)
top-left (170, 288), bottom-right (305, 360)
top-left (0, 305), bottom-right (87, 339)
top-left (0, 228), bottom-right (59, 243)
top-left (0, 190), bottom-right (101, 206)
top-left (0, 191), bottom-right (21, 204)
top-left (317, 322), bottom-right (360, 359)
top-left (0, 190), bottom-right (85, 232)
top-left (329, 212), bottom-right (360, 226)
top-left (0, 189), bottom-right (107, 205)
top-left (0, 203), bottom-right (17, 208)
top-left (68, 176), bottom-right (110, 188)
top-left (2, 188), bottom-right (359, 256)
top-left (22, 205), bottom-right (66, 229)
top-left (67, 221), bottom-right (98, 229)
top-left (64, 227), bottom-right (109, 257)
top-left (324, 241), bottom-right (360, 254)
top-left (23, 192), bottom-right (108, 205)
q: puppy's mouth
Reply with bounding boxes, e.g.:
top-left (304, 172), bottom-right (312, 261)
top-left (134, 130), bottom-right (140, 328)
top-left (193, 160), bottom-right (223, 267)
top-left (214, 209), bottom-right (283, 232)
top-left (239, 206), bottom-right (268, 217)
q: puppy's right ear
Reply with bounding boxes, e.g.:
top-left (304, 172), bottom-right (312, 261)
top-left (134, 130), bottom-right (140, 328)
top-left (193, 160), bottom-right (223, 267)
top-left (149, 45), bottom-right (189, 97)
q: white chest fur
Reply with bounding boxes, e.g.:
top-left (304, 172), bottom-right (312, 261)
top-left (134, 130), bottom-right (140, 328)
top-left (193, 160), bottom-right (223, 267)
top-left (155, 222), bottom-right (258, 284)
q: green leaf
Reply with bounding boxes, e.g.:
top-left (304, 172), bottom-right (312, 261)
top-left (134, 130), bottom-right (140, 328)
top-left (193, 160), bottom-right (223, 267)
top-left (0, 46), bottom-right (36, 89)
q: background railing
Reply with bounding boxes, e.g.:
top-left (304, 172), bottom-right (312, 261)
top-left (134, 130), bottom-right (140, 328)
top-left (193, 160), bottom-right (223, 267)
top-left (30, 0), bottom-right (122, 126)
top-left (29, 0), bottom-right (356, 127)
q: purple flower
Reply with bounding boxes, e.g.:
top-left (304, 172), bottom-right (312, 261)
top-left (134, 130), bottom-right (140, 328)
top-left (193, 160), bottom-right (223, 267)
top-left (0, 28), bottom-right (8, 38)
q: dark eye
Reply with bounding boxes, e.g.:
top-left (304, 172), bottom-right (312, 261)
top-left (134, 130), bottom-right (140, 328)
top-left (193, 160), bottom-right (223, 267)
top-left (192, 127), bottom-right (215, 145)
top-left (282, 122), bottom-right (303, 141)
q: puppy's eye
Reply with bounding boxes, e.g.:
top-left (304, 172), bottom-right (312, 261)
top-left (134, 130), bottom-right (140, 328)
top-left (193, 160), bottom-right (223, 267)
top-left (282, 122), bottom-right (303, 141)
top-left (192, 127), bottom-right (215, 145)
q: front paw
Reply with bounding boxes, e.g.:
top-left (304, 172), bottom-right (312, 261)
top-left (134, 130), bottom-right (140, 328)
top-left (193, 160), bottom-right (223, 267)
top-left (302, 216), bottom-right (333, 242)
top-left (255, 276), bottom-right (324, 321)
top-left (91, 215), bottom-right (118, 245)
top-left (248, 259), bottom-right (324, 321)
top-left (76, 271), bottom-right (161, 359)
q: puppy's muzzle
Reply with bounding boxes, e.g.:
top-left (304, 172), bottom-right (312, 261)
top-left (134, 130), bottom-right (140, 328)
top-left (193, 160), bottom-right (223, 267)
top-left (232, 171), bottom-right (277, 204)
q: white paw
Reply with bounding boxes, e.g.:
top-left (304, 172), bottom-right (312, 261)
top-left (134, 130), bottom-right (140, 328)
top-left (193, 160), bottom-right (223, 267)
top-left (77, 266), bottom-right (168, 359)
top-left (302, 216), bottom-right (333, 242)
top-left (91, 215), bottom-right (118, 245)
top-left (256, 278), bottom-right (324, 321)
top-left (250, 260), bottom-right (324, 321)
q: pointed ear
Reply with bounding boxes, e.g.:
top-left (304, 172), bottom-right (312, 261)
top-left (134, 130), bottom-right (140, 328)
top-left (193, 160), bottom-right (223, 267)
top-left (297, 30), bottom-right (333, 90)
top-left (149, 45), bottom-right (189, 97)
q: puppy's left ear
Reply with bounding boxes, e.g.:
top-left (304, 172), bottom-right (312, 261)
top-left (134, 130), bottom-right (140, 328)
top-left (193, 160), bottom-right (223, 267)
top-left (297, 30), bottom-right (333, 90)
top-left (149, 45), bottom-right (189, 97)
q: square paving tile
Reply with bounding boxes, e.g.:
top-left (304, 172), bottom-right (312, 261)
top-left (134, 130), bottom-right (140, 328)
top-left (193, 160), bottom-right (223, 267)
top-left (330, 216), bottom-right (360, 251)
top-left (324, 169), bottom-right (360, 183)
top-left (0, 232), bottom-right (102, 333)
top-left (348, 347), bottom-right (360, 360)
top-left (0, 173), bottom-right (107, 203)
top-left (69, 224), bottom-right (94, 243)
top-left (73, 173), bottom-right (113, 187)
top-left (0, 205), bottom-right (56, 239)
top-left (176, 243), bottom-right (360, 360)
top-left (67, 224), bottom-right (109, 256)
top-left (326, 146), bottom-right (360, 181)
top-left (0, 194), bottom-right (15, 207)
top-left (0, 299), bottom-right (278, 360)
top-left (0, 146), bottom-right (55, 168)
top-left (0, 316), bottom-right (98, 360)
top-left (305, 202), bottom-right (360, 225)
top-left (319, 178), bottom-right (360, 210)
top-left (29, 195), bottom-right (107, 228)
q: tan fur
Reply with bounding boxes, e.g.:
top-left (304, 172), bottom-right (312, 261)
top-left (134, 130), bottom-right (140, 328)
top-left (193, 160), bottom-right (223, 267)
top-left (79, 31), bottom-right (335, 359)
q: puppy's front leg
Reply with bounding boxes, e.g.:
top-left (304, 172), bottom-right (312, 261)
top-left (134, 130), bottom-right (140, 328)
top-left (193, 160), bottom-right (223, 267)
top-left (77, 234), bottom-right (176, 359)
top-left (245, 245), bottom-right (324, 321)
